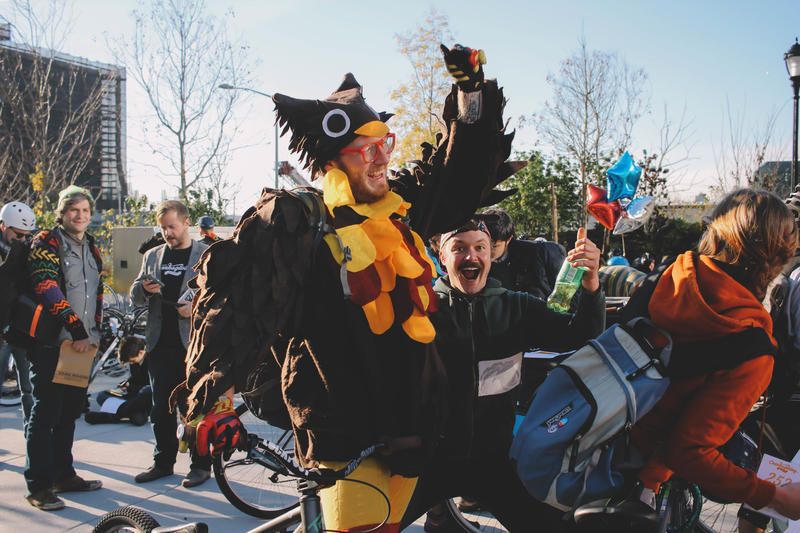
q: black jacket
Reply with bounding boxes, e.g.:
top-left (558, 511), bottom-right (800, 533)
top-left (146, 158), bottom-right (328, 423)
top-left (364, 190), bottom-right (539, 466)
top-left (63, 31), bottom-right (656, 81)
top-left (430, 276), bottom-right (605, 460)
top-left (489, 239), bottom-right (566, 299)
top-left (0, 239), bottom-right (29, 332)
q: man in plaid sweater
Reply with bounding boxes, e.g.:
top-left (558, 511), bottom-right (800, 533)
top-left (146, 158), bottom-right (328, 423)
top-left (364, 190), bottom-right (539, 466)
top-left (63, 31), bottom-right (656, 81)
top-left (24, 185), bottom-right (104, 511)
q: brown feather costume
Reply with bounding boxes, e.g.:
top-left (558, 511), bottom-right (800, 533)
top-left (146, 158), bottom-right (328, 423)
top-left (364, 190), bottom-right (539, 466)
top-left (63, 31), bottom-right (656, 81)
top-left (184, 77), bottom-right (525, 475)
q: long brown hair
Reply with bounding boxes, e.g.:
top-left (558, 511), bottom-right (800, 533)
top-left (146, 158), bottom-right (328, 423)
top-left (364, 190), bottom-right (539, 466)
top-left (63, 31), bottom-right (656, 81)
top-left (698, 188), bottom-right (798, 301)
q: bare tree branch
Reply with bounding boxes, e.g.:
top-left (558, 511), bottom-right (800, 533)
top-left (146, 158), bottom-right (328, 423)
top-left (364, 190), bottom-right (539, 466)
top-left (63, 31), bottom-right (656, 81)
top-left (112, 0), bottom-right (250, 200)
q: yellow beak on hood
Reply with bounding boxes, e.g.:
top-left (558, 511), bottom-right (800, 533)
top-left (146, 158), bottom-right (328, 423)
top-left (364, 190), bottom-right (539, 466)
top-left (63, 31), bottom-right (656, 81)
top-left (354, 120), bottom-right (389, 138)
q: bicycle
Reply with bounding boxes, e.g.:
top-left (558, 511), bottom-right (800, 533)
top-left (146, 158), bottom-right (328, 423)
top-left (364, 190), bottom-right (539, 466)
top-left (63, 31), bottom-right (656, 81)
top-left (92, 438), bottom-right (388, 533)
top-left (211, 403), bottom-right (299, 519)
top-left (91, 305), bottom-right (148, 384)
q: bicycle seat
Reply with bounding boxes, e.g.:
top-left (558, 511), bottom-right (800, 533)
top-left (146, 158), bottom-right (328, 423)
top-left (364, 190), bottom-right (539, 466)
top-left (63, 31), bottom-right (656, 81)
top-left (573, 498), bottom-right (659, 533)
top-left (152, 523), bottom-right (208, 533)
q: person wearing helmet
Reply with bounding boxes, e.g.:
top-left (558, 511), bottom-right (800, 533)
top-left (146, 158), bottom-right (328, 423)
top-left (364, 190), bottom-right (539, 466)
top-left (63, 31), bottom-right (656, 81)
top-left (197, 215), bottom-right (220, 246)
top-left (0, 201), bottom-right (36, 426)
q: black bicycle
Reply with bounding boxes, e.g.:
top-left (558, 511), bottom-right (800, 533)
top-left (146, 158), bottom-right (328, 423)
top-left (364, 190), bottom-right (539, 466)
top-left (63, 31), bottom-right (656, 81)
top-left (93, 438), bottom-right (387, 533)
top-left (211, 403), bottom-right (299, 519)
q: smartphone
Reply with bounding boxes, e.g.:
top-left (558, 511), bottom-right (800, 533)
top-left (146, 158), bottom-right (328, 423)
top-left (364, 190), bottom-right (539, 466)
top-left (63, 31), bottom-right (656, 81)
top-left (141, 274), bottom-right (165, 288)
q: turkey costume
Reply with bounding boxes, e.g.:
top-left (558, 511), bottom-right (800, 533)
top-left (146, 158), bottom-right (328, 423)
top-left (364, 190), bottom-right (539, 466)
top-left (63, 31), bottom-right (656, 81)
top-left (182, 47), bottom-right (524, 480)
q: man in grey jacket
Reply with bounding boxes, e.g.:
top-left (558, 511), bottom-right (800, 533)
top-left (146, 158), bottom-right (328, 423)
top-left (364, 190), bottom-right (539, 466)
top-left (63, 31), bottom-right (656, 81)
top-left (130, 200), bottom-right (210, 487)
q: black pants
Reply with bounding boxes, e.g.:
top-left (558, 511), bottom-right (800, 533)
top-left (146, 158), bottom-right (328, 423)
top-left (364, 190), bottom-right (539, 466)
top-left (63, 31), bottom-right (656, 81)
top-left (24, 344), bottom-right (87, 494)
top-left (402, 449), bottom-right (565, 532)
top-left (147, 346), bottom-right (210, 471)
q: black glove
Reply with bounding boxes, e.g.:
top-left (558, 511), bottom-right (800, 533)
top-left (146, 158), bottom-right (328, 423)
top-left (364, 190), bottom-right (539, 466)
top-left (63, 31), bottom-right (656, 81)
top-left (440, 44), bottom-right (487, 91)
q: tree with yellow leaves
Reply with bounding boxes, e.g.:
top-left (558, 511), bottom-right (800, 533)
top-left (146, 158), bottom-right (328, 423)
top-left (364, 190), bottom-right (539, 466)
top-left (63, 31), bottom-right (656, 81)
top-left (389, 11), bottom-right (454, 166)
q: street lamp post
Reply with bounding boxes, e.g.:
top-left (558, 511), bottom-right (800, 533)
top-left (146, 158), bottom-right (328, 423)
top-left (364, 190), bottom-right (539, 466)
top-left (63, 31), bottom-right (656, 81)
top-left (785, 39), bottom-right (800, 190)
top-left (219, 83), bottom-right (280, 189)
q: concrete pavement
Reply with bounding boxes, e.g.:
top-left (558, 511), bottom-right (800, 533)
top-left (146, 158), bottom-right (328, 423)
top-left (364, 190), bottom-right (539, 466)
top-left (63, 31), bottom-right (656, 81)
top-left (0, 373), bottom-right (428, 532)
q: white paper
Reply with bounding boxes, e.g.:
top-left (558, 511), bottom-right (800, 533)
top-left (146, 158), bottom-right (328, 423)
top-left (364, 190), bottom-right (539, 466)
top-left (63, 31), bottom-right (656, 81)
top-left (523, 350), bottom-right (571, 360)
top-left (743, 453), bottom-right (800, 524)
top-left (99, 396), bottom-right (125, 414)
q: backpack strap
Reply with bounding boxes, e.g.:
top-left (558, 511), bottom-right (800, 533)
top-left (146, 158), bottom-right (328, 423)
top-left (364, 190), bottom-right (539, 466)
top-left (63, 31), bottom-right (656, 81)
top-left (616, 255), bottom-right (677, 323)
top-left (289, 187), bottom-right (352, 299)
top-left (668, 328), bottom-right (776, 379)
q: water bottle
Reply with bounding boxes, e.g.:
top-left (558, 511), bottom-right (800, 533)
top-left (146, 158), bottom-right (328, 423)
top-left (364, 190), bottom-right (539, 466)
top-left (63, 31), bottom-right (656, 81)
top-left (547, 228), bottom-right (587, 313)
top-left (547, 261), bottom-right (586, 313)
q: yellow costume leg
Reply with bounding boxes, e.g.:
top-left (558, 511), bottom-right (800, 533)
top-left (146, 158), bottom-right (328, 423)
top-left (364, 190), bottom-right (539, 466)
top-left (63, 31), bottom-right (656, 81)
top-left (318, 458), bottom-right (417, 532)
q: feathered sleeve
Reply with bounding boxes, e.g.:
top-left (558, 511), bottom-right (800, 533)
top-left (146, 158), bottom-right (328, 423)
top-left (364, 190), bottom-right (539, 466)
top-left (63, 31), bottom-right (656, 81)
top-left (390, 80), bottom-right (526, 240)
top-left (184, 188), bottom-right (322, 418)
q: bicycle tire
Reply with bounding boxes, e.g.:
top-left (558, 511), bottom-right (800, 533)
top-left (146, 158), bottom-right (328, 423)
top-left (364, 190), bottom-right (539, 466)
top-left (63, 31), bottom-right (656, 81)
top-left (695, 498), bottom-right (741, 533)
top-left (213, 401), bottom-right (300, 518)
top-left (444, 497), bottom-right (509, 533)
top-left (92, 505), bottom-right (160, 533)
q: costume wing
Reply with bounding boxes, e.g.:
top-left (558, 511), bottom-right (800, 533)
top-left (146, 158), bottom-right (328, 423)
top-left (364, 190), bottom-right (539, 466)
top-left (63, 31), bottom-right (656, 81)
top-left (184, 188), bottom-right (321, 418)
top-left (390, 80), bottom-right (527, 240)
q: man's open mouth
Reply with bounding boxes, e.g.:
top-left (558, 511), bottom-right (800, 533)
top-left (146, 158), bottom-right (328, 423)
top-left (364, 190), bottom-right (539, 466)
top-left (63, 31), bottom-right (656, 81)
top-left (460, 266), bottom-right (481, 280)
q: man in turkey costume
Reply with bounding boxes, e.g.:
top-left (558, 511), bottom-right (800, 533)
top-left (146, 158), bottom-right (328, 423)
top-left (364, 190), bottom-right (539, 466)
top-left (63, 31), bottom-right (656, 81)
top-left (183, 45), bottom-right (532, 531)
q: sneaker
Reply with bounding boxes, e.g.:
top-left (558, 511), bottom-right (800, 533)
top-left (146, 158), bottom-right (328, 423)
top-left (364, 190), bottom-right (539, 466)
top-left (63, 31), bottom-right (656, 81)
top-left (0, 390), bottom-right (21, 406)
top-left (26, 489), bottom-right (65, 511)
top-left (134, 464), bottom-right (174, 483)
top-left (181, 467), bottom-right (211, 488)
top-left (53, 475), bottom-right (102, 493)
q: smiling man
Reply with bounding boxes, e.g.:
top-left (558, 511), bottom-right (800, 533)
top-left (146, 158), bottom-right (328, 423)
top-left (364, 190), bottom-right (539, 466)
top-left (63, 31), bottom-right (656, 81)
top-left (407, 220), bottom-right (606, 532)
top-left (184, 44), bottom-right (527, 532)
top-left (24, 185), bottom-right (104, 511)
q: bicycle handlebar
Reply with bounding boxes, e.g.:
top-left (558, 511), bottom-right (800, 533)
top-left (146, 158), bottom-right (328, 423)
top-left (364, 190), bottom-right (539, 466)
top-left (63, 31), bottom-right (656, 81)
top-left (252, 437), bottom-right (384, 484)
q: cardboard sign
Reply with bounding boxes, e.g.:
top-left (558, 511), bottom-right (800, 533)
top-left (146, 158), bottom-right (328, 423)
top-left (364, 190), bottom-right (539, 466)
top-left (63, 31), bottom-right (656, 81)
top-left (52, 340), bottom-right (97, 388)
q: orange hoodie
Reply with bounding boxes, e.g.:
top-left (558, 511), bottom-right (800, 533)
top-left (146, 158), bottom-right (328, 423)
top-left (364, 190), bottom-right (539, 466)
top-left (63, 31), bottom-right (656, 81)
top-left (631, 252), bottom-right (776, 509)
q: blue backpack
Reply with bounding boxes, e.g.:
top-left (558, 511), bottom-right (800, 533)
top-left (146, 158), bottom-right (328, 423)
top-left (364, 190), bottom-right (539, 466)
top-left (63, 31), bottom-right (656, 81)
top-left (511, 253), bottom-right (778, 511)
top-left (510, 317), bottom-right (672, 511)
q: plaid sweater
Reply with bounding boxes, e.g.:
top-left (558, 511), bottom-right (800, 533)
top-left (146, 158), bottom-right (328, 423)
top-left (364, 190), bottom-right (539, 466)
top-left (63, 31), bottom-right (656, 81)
top-left (28, 228), bottom-right (103, 341)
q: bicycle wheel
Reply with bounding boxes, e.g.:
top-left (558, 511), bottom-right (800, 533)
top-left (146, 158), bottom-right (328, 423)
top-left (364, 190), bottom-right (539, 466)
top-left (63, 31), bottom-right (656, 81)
top-left (93, 505), bottom-right (160, 533)
top-left (213, 400), bottom-right (300, 518)
top-left (696, 498), bottom-right (740, 533)
top-left (445, 497), bottom-right (509, 533)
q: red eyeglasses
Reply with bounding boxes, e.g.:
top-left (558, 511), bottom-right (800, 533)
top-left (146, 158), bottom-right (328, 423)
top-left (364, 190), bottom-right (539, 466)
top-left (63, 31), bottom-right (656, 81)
top-left (339, 133), bottom-right (396, 163)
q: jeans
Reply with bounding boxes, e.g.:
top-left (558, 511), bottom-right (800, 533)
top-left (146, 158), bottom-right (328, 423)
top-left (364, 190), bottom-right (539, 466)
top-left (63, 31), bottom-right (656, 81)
top-left (147, 345), bottom-right (210, 471)
top-left (0, 338), bottom-right (34, 436)
top-left (24, 345), bottom-right (86, 494)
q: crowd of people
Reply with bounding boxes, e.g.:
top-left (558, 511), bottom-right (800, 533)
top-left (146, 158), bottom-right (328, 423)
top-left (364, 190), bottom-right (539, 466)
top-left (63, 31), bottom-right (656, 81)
top-left (2, 42), bottom-right (800, 533)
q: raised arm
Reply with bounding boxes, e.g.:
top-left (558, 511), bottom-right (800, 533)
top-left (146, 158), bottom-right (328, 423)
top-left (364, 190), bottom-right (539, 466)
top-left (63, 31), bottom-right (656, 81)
top-left (391, 44), bottom-right (526, 240)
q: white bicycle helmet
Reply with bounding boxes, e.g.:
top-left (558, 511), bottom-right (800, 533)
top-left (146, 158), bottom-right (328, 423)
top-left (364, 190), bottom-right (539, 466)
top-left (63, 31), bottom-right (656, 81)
top-left (0, 201), bottom-right (37, 231)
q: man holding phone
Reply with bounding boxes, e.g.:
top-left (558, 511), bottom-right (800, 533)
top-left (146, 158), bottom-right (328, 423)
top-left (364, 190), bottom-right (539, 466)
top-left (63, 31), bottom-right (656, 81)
top-left (130, 200), bottom-right (209, 487)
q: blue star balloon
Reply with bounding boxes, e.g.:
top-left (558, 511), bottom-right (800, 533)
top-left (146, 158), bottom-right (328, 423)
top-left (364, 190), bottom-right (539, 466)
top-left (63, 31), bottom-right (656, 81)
top-left (606, 151), bottom-right (642, 202)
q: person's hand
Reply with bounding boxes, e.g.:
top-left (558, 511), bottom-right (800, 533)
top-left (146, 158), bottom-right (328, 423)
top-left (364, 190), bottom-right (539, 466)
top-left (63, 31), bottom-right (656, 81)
top-left (566, 227), bottom-right (601, 293)
top-left (72, 338), bottom-right (91, 353)
top-left (195, 398), bottom-right (246, 457)
top-left (771, 482), bottom-right (800, 520)
top-left (176, 303), bottom-right (192, 318)
top-left (142, 279), bottom-right (162, 295)
top-left (440, 44), bottom-right (486, 91)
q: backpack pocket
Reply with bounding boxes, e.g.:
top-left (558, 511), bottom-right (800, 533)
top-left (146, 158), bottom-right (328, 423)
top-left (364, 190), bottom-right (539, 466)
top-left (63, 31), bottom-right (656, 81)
top-left (511, 364), bottom-right (597, 502)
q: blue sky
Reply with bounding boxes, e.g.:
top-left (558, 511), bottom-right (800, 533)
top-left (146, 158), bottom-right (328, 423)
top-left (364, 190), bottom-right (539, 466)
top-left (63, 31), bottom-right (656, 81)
top-left (2, 0), bottom-right (799, 210)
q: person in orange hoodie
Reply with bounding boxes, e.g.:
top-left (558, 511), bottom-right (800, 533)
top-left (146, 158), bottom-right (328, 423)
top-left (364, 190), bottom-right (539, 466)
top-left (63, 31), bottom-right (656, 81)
top-left (631, 188), bottom-right (800, 520)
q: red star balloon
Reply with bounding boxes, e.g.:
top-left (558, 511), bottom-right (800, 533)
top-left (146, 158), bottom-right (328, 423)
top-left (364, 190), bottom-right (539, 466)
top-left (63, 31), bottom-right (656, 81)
top-left (586, 184), bottom-right (621, 230)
